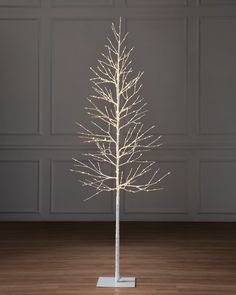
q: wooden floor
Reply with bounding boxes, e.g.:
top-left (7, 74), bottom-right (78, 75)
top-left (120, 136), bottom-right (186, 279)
top-left (0, 222), bottom-right (236, 295)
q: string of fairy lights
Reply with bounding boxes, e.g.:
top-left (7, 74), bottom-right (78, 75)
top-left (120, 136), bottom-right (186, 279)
top-left (70, 19), bottom-right (170, 202)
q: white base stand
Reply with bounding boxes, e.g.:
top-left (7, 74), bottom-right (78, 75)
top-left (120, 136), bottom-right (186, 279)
top-left (97, 277), bottom-right (136, 288)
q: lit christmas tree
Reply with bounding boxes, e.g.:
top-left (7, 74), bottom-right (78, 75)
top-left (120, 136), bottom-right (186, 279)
top-left (71, 18), bottom-right (170, 288)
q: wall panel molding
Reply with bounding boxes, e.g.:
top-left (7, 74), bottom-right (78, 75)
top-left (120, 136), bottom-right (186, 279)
top-left (125, 0), bottom-right (187, 8)
top-left (50, 17), bottom-right (114, 136)
top-left (124, 159), bottom-right (188, 214)
top-left (200, 0), bottom-right (236, 5)
top-left (0, 0), bottom-right (41, 7)
top-left (126, 16), bottom-right (188, 136)
top-left (0, 18), bottom-right (40, 135)
top-left (52, 0), bottom-right (114, 8)
top-left (50, 159), bottom-right (114, 214)
top-left (198, 16), bottom-right (236, 135)
top-left (198, 160), bottom-right (236, 214)
top-left (0, 160), bottom-right (40, 213)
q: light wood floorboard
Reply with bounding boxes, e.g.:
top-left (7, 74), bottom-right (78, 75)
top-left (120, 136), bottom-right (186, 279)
top-left (0, 222), bottom-right (236, 294)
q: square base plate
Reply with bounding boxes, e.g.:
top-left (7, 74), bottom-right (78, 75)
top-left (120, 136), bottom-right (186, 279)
top-left (97, 277), bottom-right (135, 288)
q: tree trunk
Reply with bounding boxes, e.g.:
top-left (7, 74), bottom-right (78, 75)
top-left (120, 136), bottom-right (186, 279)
top-left (115, 189), bottom-right (120, 282)
top-left (115, 22), bottom-right (121, 283)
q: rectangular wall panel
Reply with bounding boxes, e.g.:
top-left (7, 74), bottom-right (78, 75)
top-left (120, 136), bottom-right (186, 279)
top-left (199, 17), bottom-right (236, 134)
top-left (199, 161), bottom-right (236, 213)
top-left (127, 18), bottom-right (187, 135)
top-left (200, 0), bottom-right (236, 5)
top-left (52, 0), bottom-right (113, 7)
top-left (0, 161), bottom-right (39, 213)
top-left (126, 0), bottom-right (187, 7)
top-left (0, 0), bottom-right (40, 7)
top-left (51, 160), bottom-right (114, 213)
top-left (124, 161), bottom-right (188, 213)
top-left (51, 19), bottom-right (113, 136)
top-left (0, 19), bottom-right (39, 135)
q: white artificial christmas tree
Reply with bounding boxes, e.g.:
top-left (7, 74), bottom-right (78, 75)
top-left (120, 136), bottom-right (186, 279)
top-left (71, 18), bottom-right (170, 288)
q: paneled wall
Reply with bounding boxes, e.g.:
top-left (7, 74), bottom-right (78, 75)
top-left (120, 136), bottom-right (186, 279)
top-left (1, 0), bottom-right (236, 221)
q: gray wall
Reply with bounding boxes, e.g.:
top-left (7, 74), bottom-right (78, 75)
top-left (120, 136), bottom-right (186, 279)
top-left (0, 0), bottom-right (236, 221)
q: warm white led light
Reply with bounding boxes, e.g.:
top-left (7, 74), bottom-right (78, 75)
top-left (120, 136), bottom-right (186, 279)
top-left (71, 18), bottom-right (170, 287)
